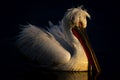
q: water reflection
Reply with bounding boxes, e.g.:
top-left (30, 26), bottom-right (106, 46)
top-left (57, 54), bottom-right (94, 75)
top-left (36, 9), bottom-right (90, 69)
top-left (54, 72), bottom-right (88, 80)
top-left (19, 69), bottom-right (99, 80)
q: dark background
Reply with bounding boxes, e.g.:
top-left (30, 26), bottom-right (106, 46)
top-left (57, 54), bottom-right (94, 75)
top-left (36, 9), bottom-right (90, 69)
top-left (1, 0), bottom-right (120, 79)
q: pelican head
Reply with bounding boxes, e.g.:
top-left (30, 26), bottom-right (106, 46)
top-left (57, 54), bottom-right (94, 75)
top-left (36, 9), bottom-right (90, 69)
top-left (62, 6), bottom-right (90, 29)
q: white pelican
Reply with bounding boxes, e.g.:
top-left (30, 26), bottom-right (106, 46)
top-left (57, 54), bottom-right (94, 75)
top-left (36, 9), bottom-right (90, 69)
top-left (17, 6), bottom-right (100, 72)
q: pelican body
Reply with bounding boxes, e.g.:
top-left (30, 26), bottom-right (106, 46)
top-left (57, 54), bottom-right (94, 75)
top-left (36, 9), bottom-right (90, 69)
top-left (17, 6), bottom-right (100, 71)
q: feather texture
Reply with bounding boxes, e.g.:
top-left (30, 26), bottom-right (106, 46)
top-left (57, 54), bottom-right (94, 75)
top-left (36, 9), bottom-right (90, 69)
top-left (17, 24), bottom-right (71, 66)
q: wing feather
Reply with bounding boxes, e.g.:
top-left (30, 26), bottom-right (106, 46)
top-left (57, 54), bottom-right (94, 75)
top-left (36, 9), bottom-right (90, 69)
top-left (17, 24), bottom-right (71, 67)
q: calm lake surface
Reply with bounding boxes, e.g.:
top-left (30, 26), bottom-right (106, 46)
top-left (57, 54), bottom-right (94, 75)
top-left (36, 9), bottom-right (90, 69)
top-left (4, 65), bottom-right (100, 80)
top-left (3, 66), bottom-right (118, 80)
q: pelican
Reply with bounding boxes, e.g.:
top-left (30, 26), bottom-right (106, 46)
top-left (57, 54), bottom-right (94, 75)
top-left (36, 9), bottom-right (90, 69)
top-left (16, 6), bottom-right (100, 72)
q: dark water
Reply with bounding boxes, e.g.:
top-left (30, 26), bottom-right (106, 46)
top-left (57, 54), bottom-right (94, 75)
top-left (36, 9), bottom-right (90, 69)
top-left (2, 59), bottom-right (100, 80)
top-left (13, 70), bottom-right (98, 80)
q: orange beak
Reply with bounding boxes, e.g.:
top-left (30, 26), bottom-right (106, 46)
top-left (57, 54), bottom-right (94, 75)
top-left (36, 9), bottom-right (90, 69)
top-left (72, 26), bottom-right (101, 73)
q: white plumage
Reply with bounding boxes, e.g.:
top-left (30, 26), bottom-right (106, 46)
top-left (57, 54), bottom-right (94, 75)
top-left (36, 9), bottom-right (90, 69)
top-left (17, 6), bottom-right (91, 71)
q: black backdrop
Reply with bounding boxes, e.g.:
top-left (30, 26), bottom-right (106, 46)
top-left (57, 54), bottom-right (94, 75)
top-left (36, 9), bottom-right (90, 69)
top-left (1, 0), bottom-right (120, 79)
